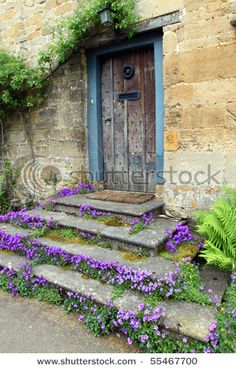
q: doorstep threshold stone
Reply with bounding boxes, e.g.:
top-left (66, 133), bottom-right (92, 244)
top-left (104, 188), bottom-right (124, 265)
top-left (54, 194), bottom-right (164, 217)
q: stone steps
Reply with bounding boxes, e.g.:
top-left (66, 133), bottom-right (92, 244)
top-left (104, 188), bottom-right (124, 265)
top-left (53, 194), bottom-right (164, 222)
top-left (0, 223), bottom-right (177, 279)
top-left (25, 209), bottom-right (181, 255)
top-left (0, 222), bottom-right (229, 300)
top-left (0, 253), bottom-right (217, 342)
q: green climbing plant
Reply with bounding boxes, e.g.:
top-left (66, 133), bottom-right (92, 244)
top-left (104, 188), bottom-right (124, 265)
top-left (0, 160), bottom-right (20, 213)
top-left (0, 0), bottom-right (138, 119)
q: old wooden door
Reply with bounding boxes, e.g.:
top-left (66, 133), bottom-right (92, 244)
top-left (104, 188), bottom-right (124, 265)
top-left (101, 47), bottom-right (156, 193)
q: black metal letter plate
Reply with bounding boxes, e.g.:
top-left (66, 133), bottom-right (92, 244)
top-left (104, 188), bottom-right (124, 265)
top-left (118, 91), bottom-right (140, 101)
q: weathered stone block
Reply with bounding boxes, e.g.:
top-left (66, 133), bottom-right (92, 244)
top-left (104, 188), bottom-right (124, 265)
top-left (163, 31), bottom-right (177, 54)
top-left (164, 131), bottom-right (179, 151)
top-left (164, 43), bottom-right (236, 86)
top-left (226, 101), bottom-right (236, 127)
top-left (165, 83), bottom-right (193, 107)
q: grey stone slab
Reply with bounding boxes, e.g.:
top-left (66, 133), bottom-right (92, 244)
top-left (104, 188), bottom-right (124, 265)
top-left (33, 264), bottom-right (114, 305)
top-left (54, 194), bottom-right (163, 217)
top-left (25, 209), bottom-right (179, 253)
top-left (0, 253), bottom-right (28, 270)
top-left (26, 209), bottom-right (106, 234)
top-left (0, 251), bottom-right (215, 342)
top-left (32, 265), bottom-right (216, 342)
top-left (200, 264), bottom-right (230, 301)
top-left (101, 218), bottom-right (179, 250)
top-left (0, 223), bottom-right (30, 237)
top-left (39, 238), bottom-right (177, 278)
top-left (158, 301), bottom-right (216, 342)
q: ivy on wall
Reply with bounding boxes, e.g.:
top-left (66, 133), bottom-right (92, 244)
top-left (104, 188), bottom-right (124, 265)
top-left (0, 0), bottom-right (139, 119)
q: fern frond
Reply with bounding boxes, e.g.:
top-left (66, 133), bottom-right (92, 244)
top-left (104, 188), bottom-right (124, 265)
top-left (196, 187), bottom-right (236, 272)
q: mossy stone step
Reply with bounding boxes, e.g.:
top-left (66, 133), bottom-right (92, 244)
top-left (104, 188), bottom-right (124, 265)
top-left (25, 209), bottom-right (180, 255)
top-left (0, 253), bottom-right (217, 342)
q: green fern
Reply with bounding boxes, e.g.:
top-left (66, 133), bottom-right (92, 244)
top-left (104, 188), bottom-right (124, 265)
top-left (195, 187), bottom-right (236, 272)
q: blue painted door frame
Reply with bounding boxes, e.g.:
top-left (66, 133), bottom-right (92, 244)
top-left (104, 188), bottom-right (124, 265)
top-left (87, 31), bottom-right (164, 186)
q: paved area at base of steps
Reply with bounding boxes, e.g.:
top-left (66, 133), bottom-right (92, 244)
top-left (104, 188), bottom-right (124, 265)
top-left (0, 253), bottom-right (217, 342)
top-left (25, 209), bottom-right (180, 252)
top-left (0, 290), bottom-right (137, 353)
top-left (54, 194), bottom-right (164, 217)
top-left (0, 223), bottom-right (230, 300)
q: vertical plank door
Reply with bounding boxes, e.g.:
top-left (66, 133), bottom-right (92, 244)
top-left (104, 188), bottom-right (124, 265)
top-left (101, 46), bottom-right (156, 193)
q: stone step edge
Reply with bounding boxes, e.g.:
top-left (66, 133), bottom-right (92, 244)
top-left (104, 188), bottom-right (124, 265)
top-left (0, 253), bottom-right (216, 342)
top-left (25, 209), bottom-right (180, 253)
top-left (53, 195), bottom-right (164, 218)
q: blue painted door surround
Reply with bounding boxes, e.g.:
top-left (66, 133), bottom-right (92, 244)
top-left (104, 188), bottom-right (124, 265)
top-left (87, 31), bottom-right (164, 187)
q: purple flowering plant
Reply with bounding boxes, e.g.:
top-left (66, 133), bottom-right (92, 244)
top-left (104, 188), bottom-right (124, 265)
top-left (164, 224), bottom-right (204, 254)
top-left (0, 262), bottom-right (234, 353)
top-left (0, 229), bottom-right (211, 307)
top-left (0, 209), bottom-right (58, 231)
top-left (55, 183), bottom-right (94, 199)
top-left (129, 212), bottom-right (153, 235)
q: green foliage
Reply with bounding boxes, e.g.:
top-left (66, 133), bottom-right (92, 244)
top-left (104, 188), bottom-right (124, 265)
top-left (195, 187), bottom-right (236, 272)
top-left (84, 305), bottom-right (117, 336)
top-left (111, 284), bottom-right (127, 300)
top-left (38, 0), bottom-right (138, 69)
top-left (0, 51), bottom-right (44, 118)
top-left (97, 241), bottom-right (112, 249)
top-left (129, 220), bottom-right (146, 235)
top-left (0, 160), bottom-right (20, 214)
top-left (215, 279), bottom-right (236, 352)
top-left (33, 286), bottom-right (63, 305)
top-left (58, 227), bottom-right (79, 240)
top-left (30, 226), bottom-right (48, 238)
top-left (1, 0), bottom-right (138, 118)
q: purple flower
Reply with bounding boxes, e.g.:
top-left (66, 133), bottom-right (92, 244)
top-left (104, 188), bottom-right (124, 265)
top-left (55, 183), bottom-right (94, 198)
top-left (140, 334), bottom-right (148, 342)
top-left (127, 337), bottom-right (133, 345)
top-left (164, 224), bottom-right (196, 253)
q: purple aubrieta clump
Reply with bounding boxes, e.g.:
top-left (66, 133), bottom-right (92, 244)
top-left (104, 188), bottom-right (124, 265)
top-left (165, 224), bottom-right (192, 253)
top-left (204, 320), bottom-right (219, 353)
top-left (0, 209), bottom-right (57, 230)
top-left (79, 204), bottom-right (111, 218)
top-left (165, 224), bottom-right (204, 253)
top-left (131, 212), bottom-right (153, 227)
top-left (129, 212), bottom-right (153, 234)
top-left (55, 183), bottom-right (94, 199)
top-left (0, 263), bottom-right (47, 296)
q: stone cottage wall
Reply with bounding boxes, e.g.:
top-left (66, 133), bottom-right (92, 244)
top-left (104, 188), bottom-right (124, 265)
top-left (162, 0), bottom-right (236, 215)
top-left (0, 0), bottom-right (235, 213)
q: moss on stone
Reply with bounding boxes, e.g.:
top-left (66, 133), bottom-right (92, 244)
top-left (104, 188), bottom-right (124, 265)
top-left (121, 251), bottom-right (148, 262)
top-left (161, 242), bottom-right (199, 262)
